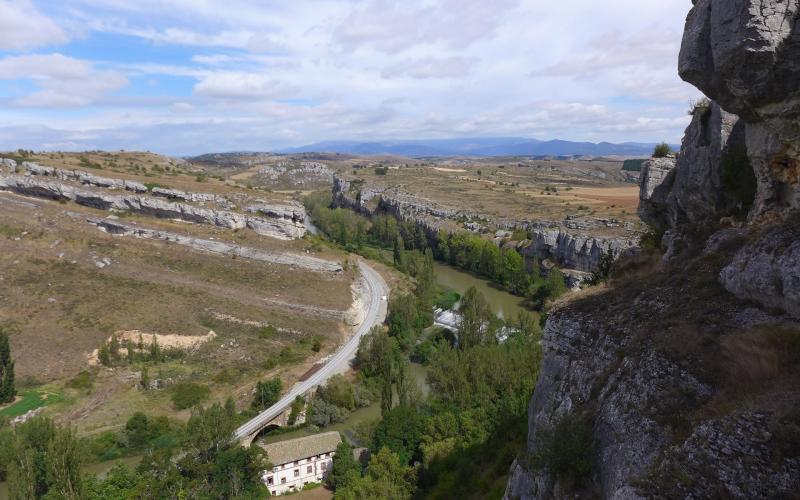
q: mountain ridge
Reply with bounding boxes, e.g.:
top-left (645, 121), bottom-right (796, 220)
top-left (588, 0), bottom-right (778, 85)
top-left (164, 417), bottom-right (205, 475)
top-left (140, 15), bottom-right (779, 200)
top-left (277, 137), bottom-right (679, 158)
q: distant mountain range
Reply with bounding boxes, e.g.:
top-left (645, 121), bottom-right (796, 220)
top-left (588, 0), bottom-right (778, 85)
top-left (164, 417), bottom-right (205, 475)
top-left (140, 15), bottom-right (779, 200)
top-left (277, 137), bottom-right (679, 158)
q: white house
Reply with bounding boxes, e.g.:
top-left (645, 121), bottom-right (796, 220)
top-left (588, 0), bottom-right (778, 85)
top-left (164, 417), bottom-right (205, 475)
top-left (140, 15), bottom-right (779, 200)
top-left (260, 431), bottom-right (342, 496)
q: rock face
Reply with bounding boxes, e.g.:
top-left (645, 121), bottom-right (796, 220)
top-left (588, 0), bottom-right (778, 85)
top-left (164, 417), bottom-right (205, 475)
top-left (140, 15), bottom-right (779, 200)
top-left (720, 217), bottom-right (800, 320)
top-left (0, 171), bottom-right (306, 240)
top-left (508, 2), bottom-right (800, 498)
top-left (517, 230), bottom-right (637, 274)
top-left (637, 157), bottom-right (676, 228)
top-left (333, 175), bottom-right (639, 274)
top-left (87, 217), bottom-right (340, 272)
top-left (639, 102), bottom-right (745, 229)
top-left (680, 0), bottom-right (800, 217)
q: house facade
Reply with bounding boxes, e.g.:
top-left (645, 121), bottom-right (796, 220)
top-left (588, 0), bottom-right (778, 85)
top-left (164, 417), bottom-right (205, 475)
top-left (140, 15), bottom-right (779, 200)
top-left (260, 431), bottom-right (342, 496)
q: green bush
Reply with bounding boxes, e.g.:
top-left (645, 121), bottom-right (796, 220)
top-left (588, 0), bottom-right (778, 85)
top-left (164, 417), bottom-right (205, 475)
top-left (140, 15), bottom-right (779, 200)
top-left (434, 289), bottom-right (460, 311)
top-left (652, 143), bottom-right (672, 158)
top-left (171, 382), bottom-right (210, 410)
top-left (66, 370), bottom-right (94, 392)
top-left (721, 144), bottom-right (757, 211)
top-left (531, 412), bottom-right (593, 490)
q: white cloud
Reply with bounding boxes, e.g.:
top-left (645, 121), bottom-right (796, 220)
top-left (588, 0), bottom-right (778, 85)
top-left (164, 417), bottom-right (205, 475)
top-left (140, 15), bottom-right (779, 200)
top-left (193, 72), bottom-right (296, 100)
top-left (0, 0), bottom-right (700, 153)
top-left (0, 0), bottom-right (68, 51)
top-left (333, 0), bottom-right (520, 53)
top-left (382, 57), bottom-right (477, 79)
top-left (0, 53), bottom-right (128, 107)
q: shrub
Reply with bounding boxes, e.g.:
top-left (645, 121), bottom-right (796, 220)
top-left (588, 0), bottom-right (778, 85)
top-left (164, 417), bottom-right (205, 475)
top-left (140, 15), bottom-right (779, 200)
top-left (531, 412), bottom-right (593, 490)
top-left (171, 382), bottom-right (210, 410)
top-left (434, 290), bottom-right (460, 311)
top-left (652, 143), bottom-right (672, 158)
top-left (66, 371), bottom-right (94, 392)
top-left (720, 144), bottom-right (757, 211)
top-left (258, 325), bottom-right (278, 339)
top-left (251, 378), bottom-right (282, 411)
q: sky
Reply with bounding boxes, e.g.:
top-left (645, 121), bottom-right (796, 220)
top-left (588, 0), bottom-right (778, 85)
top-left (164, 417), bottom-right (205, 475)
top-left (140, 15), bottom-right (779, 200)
top-left (0, 0), bottom-right (702, 156)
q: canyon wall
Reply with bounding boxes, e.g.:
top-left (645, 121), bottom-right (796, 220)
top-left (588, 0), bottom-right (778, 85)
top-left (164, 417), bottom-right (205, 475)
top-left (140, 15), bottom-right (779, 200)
top-left (332, 175), bottom-right (638, 275)
top-left (506, 1), bottom-right (800, 498)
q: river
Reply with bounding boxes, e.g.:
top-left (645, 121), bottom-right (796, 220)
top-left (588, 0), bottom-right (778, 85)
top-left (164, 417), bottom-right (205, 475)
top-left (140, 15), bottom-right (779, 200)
top-left (432, 261), bottom-right (528, 321)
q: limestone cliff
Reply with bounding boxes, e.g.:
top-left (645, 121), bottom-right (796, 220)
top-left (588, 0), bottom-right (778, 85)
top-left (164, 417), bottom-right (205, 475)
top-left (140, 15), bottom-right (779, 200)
top-left (506, 1), bottom-right (800, 498)
top-left (332, 174), bottom-right (638, 275)
top-left (0, 164), bottom-right (306, 240)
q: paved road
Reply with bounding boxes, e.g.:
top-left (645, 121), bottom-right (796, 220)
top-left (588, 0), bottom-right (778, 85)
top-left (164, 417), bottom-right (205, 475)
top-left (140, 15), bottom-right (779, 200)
top-left (234, 260), bottom-right (388, 442)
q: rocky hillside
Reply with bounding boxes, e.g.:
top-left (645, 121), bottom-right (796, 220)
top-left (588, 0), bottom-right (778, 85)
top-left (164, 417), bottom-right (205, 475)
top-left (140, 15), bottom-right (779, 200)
top-left (505, 1), bottom-right (800, 498)
top-left (332, 175), bottom-right (638, 277)
top-left (0, 160), bottom-right (306, 240)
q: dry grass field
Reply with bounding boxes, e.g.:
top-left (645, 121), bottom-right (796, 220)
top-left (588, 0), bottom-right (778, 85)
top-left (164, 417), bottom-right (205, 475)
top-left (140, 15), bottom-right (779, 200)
top-left (0, 151), bottom-right (385, 433)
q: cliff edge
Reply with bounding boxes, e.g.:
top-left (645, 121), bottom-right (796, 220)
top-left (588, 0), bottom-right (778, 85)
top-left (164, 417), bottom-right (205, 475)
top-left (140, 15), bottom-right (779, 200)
top-left (505, 1), bottom-right (800, 498)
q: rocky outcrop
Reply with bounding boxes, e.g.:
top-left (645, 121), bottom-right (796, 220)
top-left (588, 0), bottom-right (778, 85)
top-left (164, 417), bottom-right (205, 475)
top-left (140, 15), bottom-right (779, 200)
top-left (680, 0), bottom-right (800, 218)
top-left (0, 174), bottom-right (305, 240)
top-left (333, 174), bottom-right (639, 274)
top-left (0, 158), bottom-right (16, 171)
top-left (639, 102), bottom-right (746, 229)
top-left (637, 157), bottom-right (676, 228)
top-left (87, 217), bottom-right (340, 273)
top-left (505, 309), bottom-right (713, 499)
top-left (14, 161), bottom-right (149, 193)
top-left (508, 2), bottom-right (800, 498)
top-left (505, 269), bottom-right (799, 499)
top-left (720, 217), bottom-right (800, 320)
top-left (517, 230), bottom-right (637, 274)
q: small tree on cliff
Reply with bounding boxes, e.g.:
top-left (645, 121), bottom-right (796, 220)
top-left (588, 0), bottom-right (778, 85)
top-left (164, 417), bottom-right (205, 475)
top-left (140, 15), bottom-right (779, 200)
top-left (652, 142), bottom-right (672, 158)
top-left (0, 328), bottom-right (16, 404)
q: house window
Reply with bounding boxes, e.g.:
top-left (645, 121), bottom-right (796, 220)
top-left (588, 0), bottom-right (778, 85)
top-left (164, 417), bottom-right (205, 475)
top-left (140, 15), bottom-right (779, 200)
top-left (271, 492), bottom-right (276, 496)
top-left (281, 478), bottom-right (286, 484)
top-left (267, 477), bottom-right (274, 485)
top-left (321, 462), bottom-right (327, 471)
top-left (294, 469), bottom-right (300, 478)
top-left (307, 465), bottom-right (313, 474)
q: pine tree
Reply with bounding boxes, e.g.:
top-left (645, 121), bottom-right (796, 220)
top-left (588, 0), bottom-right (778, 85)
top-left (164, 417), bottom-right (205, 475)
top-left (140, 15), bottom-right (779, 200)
top-left (0, 328), bottom-right (16, 404)
top-left (149, 335), bottom-right (161, 363)
top-left (140, 365), bottom-right (150, 391)
top-left (98, 342), bottom-right (111, 367)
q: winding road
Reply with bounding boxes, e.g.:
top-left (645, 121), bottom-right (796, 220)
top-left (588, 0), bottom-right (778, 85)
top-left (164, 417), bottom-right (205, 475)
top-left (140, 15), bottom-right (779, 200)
top-left (234, 260), bottom-right (388, 442)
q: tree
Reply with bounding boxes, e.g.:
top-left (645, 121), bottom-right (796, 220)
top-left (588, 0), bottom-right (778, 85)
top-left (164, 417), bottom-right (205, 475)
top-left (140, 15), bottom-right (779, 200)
top-left (335, 447), bottom-right (416, 500)
top-left (317, 375), bottom-right (356, 411)
top-left (149, 335), bottom-right (162, 362)
top-left (251, 378), bottom-right (282, 411)
top-left (329, 441), bottom-right (360, 490)
top-left (458, 287), bottom-right (493, 349)
top-left (652, 142), bottom-right (672, 158)
top-left (372, 406), bottom-right (426, 465)
top-left (0, 328), bottom-right (15, 404)
top-left (393, 234), bottom-right (405, 269)
top-left (588, 248), bottom-right (616, 286)
top-left (140, 365), bottom-right (150, 391)
top-left (7, 417), bottom-right (84, 499)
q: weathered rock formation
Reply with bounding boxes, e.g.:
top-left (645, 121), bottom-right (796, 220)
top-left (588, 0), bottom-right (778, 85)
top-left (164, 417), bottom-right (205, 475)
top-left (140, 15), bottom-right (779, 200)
top-left (333, 175), bottom-right (638, 274)
top-left (507, 2), bottom-right (800, 498)
top-left (680, 0), bottom-right (800, 218)
top-left (0, 169), bottom-right (306, 240)
top-left (639, 102), bottom-right (746, 229)
top-left (517, 230), bottom-right (637, 274)
top-left (87, 217), bottom-right (340, 273)
top-left (14, 161), bottom-right (149, 193)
